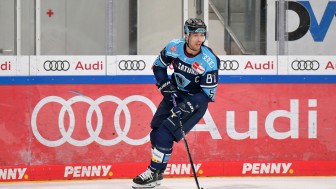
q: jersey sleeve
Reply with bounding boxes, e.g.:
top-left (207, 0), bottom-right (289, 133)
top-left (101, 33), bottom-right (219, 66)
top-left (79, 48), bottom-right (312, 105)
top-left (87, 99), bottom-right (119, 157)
top-left (153, 39), bottom-right (182, 84)
top-left (200, 55), bottom-right (220, 102)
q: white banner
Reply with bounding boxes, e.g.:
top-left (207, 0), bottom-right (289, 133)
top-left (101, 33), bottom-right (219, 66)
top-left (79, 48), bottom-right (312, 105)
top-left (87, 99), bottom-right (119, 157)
top-left (30, 56), bottom-right (106, 76)
top-left (0, 56), bottom-right (29, 76)
top-left (278, 55), bottom-right (336, 75)
top-left (0, 55), bottom-right (335, 76)
top-left (107, 55), bottom-right (156, 75)
top-left (218, 55), bottom-right (278, 75)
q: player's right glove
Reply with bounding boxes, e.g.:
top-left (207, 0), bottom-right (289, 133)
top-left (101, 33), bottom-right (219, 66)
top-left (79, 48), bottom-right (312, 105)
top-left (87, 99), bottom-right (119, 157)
top-left (156, 79), bottom-right (178, 98)
top-left (170, 98), bottom-right (195, 118)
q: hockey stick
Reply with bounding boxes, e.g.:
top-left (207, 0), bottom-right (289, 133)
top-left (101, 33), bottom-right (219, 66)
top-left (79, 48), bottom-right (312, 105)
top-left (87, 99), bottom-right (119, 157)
top-left (171, 95), bottom-right (203, 189)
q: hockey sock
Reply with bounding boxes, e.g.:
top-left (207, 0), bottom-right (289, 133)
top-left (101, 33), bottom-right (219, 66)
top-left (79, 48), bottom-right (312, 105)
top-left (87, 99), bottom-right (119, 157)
top-left (150, 125), bottom-right (174, 171)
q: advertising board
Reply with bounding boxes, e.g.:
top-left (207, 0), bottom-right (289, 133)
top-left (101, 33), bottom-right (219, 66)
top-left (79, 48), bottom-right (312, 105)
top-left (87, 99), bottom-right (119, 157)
top-left (0, 55), bottom-right (336, 181)
top-left (0, 83), bottom-right (336, 181)
top-left (267, 0), bottom-right (336, 55)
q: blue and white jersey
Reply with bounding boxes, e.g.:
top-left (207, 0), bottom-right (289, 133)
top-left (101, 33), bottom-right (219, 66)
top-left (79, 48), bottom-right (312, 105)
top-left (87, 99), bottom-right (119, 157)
top-left (153, 39), bottom-right (219, 101)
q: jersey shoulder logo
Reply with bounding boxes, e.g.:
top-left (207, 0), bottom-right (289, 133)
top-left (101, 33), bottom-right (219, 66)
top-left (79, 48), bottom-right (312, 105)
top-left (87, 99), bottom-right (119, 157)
top-left (170, 46), bottom-right (177, 52)
top-left (202, 53), bottom-right (215, 68)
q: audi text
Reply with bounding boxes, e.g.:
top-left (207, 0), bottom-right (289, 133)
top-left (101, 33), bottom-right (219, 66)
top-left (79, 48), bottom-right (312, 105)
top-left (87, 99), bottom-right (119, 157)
top-left (1, 61), bottom-right (11, 71)
top-left (75, 61), bottom-right (104, 70)
top-left (244, 60), bottom-right (275, 70)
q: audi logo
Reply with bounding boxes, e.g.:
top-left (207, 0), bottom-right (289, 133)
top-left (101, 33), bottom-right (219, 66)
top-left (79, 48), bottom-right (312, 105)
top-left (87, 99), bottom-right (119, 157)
top-left (31, 95), bottom-right (156, 147)
top-left (291, 60), bottom-right (320, 71)
top-left (43, 60), bottom-right (70, 71)
top-left (219, 60), bottom-right (239, 70)
top-left (118, 60), bottom-right (146, 71)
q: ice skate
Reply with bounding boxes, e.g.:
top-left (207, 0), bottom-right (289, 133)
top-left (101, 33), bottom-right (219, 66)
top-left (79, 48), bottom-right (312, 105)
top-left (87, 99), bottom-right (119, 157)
top-left (156, 170), bottom-right (164, 186)
top-left (132, 167), bottom-right (159, 188)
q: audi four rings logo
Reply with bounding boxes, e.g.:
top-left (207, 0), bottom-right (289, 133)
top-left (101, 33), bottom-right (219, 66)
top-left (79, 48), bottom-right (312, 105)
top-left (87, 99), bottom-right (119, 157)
top-left (43, 60), bottom-right (71, 71)
top-left (219, 60), bottom-right (239, 70)
top-left (31, 95), bottom-right (156, 147)
top-left (118, 60), bottom-right (146, 70)
top-left (291, 60), bottom-right (320, 71)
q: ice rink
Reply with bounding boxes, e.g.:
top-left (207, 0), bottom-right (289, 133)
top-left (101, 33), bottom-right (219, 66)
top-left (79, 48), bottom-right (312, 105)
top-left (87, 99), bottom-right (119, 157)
top-left (1, 177), bottom-right (336, 189)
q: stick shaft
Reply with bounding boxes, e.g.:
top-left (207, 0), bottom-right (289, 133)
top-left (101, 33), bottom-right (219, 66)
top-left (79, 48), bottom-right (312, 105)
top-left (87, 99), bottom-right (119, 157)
top-left (171, 95), bottom-right (202, 189)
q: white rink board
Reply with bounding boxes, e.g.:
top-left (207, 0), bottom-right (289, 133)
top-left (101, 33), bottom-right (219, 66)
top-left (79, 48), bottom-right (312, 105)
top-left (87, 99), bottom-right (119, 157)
top-left (29, 56), bottom-right (106, 76)
top-left (1, 55), bottom-right (336, 76)
top-left (0, 56), bottom-right (29, 76)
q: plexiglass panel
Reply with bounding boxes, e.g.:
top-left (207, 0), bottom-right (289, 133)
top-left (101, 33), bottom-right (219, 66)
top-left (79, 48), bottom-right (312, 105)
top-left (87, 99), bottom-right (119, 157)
top-left (0, 0), bottom-right (334, 55)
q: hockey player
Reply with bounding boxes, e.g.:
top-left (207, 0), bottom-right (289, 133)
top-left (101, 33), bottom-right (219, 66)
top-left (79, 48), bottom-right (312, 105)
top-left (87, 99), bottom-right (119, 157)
top-left (132, 18), bottom-right (220, 188)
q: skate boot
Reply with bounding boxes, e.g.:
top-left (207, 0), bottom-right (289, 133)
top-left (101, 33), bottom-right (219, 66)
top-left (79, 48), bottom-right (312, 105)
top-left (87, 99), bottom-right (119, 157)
top-left (156, 170), bottom-right (164, 186)
top-left (132, 167), bottom-right (158, 188)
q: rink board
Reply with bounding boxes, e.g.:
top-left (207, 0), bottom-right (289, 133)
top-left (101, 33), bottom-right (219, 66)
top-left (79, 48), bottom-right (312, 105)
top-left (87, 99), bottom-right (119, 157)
top-left (0, 80), bottom-right (336, 181)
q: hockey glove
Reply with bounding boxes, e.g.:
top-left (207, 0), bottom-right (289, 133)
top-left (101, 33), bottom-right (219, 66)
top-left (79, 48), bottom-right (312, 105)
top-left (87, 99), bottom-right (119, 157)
top-left (157, 79), bottom-right (178, 98)
top-left (170, 98), bottom-right (195, 118)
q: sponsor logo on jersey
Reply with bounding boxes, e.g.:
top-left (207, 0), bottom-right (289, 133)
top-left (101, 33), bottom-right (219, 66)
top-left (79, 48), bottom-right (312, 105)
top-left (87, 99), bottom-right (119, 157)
top-left (178, 62), bottom-right (198, 75)
top-left (192, 62), bottom-right (205, 74)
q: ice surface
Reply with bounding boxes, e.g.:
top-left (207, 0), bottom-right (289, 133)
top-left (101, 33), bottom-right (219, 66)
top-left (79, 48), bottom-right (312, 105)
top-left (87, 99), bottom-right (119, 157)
top-left (1, 177), bottom-right (336, 189)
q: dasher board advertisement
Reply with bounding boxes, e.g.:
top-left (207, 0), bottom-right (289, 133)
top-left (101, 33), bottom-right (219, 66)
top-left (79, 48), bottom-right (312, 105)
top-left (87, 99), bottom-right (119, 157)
top-left (0, 83), bottom-right (336, 181)
top-left (267, 0), bottom-right (336, 55)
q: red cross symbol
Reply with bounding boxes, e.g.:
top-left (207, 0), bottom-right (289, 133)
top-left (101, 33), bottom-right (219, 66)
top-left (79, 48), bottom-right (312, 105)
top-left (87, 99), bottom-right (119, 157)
top-left (47, 9), bottom-right (54, 17)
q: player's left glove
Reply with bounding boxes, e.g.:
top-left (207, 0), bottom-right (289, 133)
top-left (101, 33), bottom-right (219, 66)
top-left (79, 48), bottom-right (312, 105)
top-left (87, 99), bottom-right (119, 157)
top-left (170, 98), bottom-right (195, 118)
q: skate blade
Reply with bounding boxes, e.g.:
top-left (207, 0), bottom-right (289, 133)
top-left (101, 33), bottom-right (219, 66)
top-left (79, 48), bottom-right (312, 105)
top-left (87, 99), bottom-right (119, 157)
top-left (132, 183), bottom-right (156, 189)
top-left (132, 186), bottom-right (155, 189)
